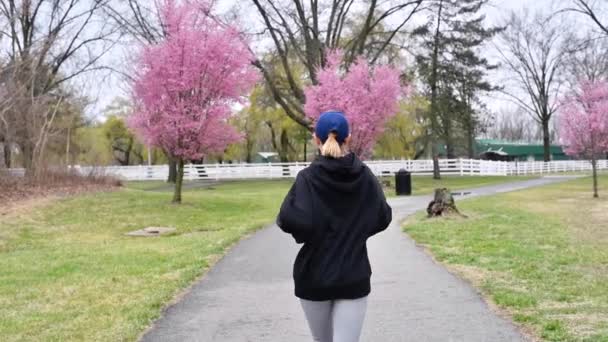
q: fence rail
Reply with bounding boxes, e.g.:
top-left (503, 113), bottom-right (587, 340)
top-left (6, 159), bottom-right (607, 181)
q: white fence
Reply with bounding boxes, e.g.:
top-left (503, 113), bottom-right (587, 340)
top-left (6, 159), bottom-right (606, 181)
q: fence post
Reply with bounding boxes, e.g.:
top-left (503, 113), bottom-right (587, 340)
top-left (541, 162), bottom-right (544, 175)
top-left (459, 158), bottom-right (464, 176)
top-left (269, 162), bottom-right (272, 179)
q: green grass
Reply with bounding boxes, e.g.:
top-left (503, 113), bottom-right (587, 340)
top-left (408, 175), bottom-right (536, 195)
top-left (380, 175), bottom-right (536, 196)
top-left (124, 180), bottom-right (217, 192)
top-left (404, 176), bottom-right (608, 341)
top-left (122, 180), bottom-right (169, 191)
top-left (0, 175), bottom-right (536, 341)
top-left (0, 180), bottom-right (291, 342)
top-left (129, 175), bottom-right (535, 196)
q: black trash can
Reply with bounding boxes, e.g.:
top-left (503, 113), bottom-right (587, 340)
top-left (395, 169), bottom-right (412, 196)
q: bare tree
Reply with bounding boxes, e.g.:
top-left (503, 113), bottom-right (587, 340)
top-left (0, 1), bottom-right (117, 92)
top-left (1, 63), bottom-right (86, 173)
top-left (563, 34), bottom-right (608, 86)
top-left (0, 69), bottom-right (13, 168)
top-left (560, 0), bottom-right (608, 36)
top-left (496, 10), bottom-right (566, 161)
top-left (482, 108), bottom-right (542, 142)
top-left (555, 1), bottom-right (608, 84)
top-left (104, 0), bottom-right (164, 45)
top-left (0, 0), bottom-right (117, 173)
top-left (249, 0), bottom-right (424, 130)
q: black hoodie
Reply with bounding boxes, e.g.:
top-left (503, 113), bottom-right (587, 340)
top-left (277, 153), bottom-right (392, 301)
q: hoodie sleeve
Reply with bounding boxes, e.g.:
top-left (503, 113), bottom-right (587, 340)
top-left (277, 173), bottom-right (314, 244)
top-left (368, 171), bottom-right (393, 237)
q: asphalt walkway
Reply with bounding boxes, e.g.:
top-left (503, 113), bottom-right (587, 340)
top-left (142, 177), bottom-right (571, 342)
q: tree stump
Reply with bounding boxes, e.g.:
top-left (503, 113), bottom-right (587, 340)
top-left (426, 188), bottom-right (466, 218)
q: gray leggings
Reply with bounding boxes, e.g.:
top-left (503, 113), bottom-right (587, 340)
top-left (300, 296), bottom-right (368, 342)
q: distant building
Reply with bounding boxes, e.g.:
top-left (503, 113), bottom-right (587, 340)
top-left (256, 152), bottom-right (279, 163)
top-left (476, 139), bottom-right (569, 161)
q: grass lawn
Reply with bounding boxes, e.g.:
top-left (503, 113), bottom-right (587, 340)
top-left (0, 175), bottom-right (537, 341)
top-left (0, 180), bottom-right (291, 342)
top-left (404, 176), bottom-right (608, 341)
top-left (127, 175), bottom-right (536, 196)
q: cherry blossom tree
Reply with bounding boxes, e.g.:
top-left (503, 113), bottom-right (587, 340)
top-left (129, 0), bottom-right (258, 203)
top-left (559, 80), bottom-right (608, 198)
top-left (304, 51), bottom-right (407, 157)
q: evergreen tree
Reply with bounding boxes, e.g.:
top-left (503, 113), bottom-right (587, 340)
top-left (415, 0), bottom-right (501, 178)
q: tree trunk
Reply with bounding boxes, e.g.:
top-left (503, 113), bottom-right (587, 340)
top-left (429, 0), bottom-right (443, 180)
top-left (65, 126), bottom-right (71, 166)
top-left (125, 139), bottom-right (132, 165)
top-left (246, 138), bottom-right (253, 163)
top-left (3, 142), bottom-right (11, 168)
top-left (172, 158), bottom-right (184, 204)
top-left (542, 119), bottom-right (551, 162)
top-left (444, 115), bottom-right (456, 159)
top-left (467, 119), bottom-right (476, 159)
top-left (167, 156), bottom-right (177, 183)
top-left (21, 141), bottom-right (34, 174)
top-left (446, 132), bottom-right (455, 159)
top-left (446, 145), bottom-right (455, 159)
top-left (432, 152), bottom-right (441, 180)
top-left (303, 138), bottom-right (307, 162)
top-left (280, 129), bottom-right (290, 162)
top-left (427, 188), bottom-right (464, 217)
top-left (266, 121), bottom-right (289, 161)
top-left (592, 157), bottom-right (599, 198)
top-left (426, 188), bottom-right (456, 217)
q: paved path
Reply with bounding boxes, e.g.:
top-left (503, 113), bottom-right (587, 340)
top-left (142, 177), bottom-right (573, 342)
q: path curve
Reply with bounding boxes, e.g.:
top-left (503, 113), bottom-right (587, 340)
top-left (141, 177), bottom-right (572, 342)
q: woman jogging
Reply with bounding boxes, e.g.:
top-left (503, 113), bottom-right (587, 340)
top-left (277, 111), bottom-right (393, 342)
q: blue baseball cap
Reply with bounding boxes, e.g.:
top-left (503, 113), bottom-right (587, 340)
top-left (315, 111), bottom-right (350, 144)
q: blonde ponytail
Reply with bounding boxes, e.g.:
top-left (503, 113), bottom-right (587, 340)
top-left (321, 132), bottom-right (344, 158)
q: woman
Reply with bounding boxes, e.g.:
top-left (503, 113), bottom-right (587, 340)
top-left (277, 111), bottom-right (393, 342)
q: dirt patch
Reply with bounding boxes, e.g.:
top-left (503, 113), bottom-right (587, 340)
top-left (565, 200), bottom-right (608, 244)
top-left (589, 203), bottom-right (608, 235)
top-left (126, 227), bottom-right (177, 237)
top-left (0, 195), bottom-right (58, 217)
top-left (540, 301), bottom-right (597, 311)
top-left (0, 171), bottom-right (121, 217)
top-left (551, 311), bottom-right (608, 338)
top-left (448, 264), bottom-right (492, 287)
top-left (506, 189), bottom-right (608, 245)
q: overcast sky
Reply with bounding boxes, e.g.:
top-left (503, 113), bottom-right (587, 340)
top-left (88, 0), bottom-right (596, 123)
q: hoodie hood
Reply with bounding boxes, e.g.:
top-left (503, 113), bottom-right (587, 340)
top-left (309, 153), bottom-right (367, 193)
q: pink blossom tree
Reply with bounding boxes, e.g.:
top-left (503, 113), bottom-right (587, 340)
top-left (304, 51), bottom-right (407, 157)
top-left (559, 80), bottom-right (608, 198)
top-left (129, 0), bottom-right (258, 203)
